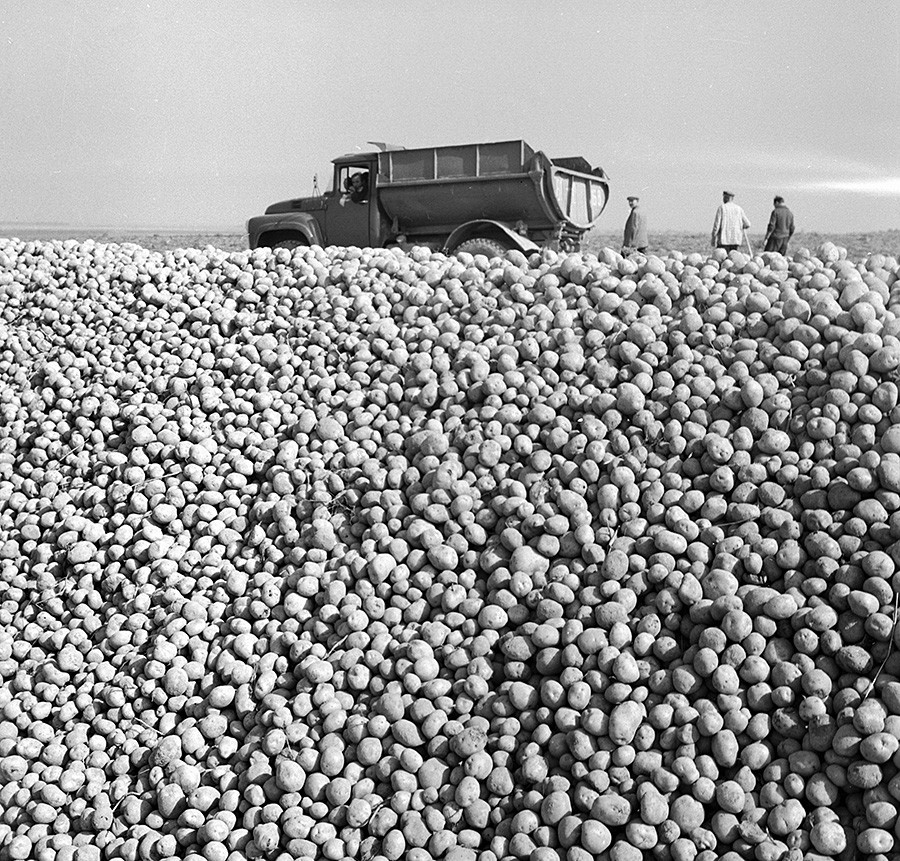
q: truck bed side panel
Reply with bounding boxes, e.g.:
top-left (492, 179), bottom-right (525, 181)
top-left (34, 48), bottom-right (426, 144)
top-left (378, 176), bottom-right (554, 234)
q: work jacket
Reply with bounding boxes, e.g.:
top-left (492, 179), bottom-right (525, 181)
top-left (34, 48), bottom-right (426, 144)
top-left (766, 204), bottom-right (795, 239)
top-left (712, 202), bottom-right (750, 246)
top-left (623, 207), bottom-right (648, 248)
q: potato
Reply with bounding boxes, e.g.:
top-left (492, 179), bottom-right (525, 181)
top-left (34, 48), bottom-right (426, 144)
top-left (608, 701), bottom-right (644, 745)
top-left (592, 794), bottom-right (632, 827)
top-left (857, 827), bottom-right (894, 854)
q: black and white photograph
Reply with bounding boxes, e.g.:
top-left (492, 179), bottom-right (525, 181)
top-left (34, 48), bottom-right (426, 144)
top-left (0, 3), bottom-right (898, 861)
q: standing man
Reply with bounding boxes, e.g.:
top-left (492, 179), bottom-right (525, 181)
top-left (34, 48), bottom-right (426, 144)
top-left (622, 195), bottom-right (648, 254)
top-left (763, 196), bottom-right (795, 254)
top-left (711, 190), bottom-right (750, 252)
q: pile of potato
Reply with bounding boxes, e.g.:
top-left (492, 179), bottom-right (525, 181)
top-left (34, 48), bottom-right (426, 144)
top-left (0, 235), bottom-right (899, 861)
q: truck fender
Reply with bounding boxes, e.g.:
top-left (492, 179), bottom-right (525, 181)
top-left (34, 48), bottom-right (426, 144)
top-left (248, 213), bottom-right (324, 249)
top-left (443, 220), bottom-right (540, 255)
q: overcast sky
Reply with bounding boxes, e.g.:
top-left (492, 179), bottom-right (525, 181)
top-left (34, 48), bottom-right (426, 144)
top-left (1, 1), bottom-right (897, 234)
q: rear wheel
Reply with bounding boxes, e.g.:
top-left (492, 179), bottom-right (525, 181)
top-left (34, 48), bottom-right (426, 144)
top-left (453, 237), bottom-right (508, 260)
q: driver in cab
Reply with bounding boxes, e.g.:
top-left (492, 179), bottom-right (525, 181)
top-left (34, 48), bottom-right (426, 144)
top-left (344, 172), bottom-right (369, 204)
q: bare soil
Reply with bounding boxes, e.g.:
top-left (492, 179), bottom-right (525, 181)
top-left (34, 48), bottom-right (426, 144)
top-left (582, 229), bottom-right (900, 260)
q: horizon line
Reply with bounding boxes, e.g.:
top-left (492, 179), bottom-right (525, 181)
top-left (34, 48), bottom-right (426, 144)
top-left (0, 224), bottom-right (244, 235)
top-left (1, 225), bottom-right (898, 240)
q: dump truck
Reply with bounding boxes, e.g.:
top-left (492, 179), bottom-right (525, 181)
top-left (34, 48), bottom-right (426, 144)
top-left (247, 140), bottom-right (610, 257)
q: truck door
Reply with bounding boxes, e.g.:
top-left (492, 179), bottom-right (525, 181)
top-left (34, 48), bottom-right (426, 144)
top-left (326, 164), bottom-right (373, 247)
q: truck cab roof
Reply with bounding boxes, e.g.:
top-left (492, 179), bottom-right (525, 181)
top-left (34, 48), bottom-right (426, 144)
top-left (333, 152), bottom-right (381, 165)
top-left (333, 142), bottom-right (407, 164)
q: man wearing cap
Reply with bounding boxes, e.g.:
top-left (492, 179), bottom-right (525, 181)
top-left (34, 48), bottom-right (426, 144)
top-left (622, 196), bottom-right (648, 254)
top-left (763, 196), bottom-right (795, 255)
top-left (711, 191), bottom-right (750, 252)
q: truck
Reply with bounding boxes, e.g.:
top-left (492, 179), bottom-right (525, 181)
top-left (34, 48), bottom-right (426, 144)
top-left (247, 139), bottom-right (610, 257)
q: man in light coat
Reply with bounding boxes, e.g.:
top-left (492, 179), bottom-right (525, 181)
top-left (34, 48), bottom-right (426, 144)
top-left (622, 196), bottom-right (648, 254)
top-left (711, 191), bottom-right (750, 252)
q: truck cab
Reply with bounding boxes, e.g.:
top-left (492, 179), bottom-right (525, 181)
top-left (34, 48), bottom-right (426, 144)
top-left (248, 153), bottom-right (382, 251)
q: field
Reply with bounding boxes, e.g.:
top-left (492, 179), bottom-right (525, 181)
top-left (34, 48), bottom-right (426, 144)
top-left (4, 227), bottom-right (899, 259)
top-left (583, 229), bottom-right (900, 260)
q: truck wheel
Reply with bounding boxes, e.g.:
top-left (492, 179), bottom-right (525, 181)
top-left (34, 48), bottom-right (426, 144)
top-left (454, 238), bottom-right (508, 260)
top-left (271, 236), bottom-right (308, 250)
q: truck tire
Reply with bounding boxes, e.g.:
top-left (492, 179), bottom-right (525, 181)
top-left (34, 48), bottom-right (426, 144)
top-left (272, 236), bottom-right (308, 250)
top-left (453, 238), bottom-right (508, 260)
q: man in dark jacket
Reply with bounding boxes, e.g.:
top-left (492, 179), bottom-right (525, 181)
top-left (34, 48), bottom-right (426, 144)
top-left (622, 196), bottom-right (648, 253)
top-left (763, 196), bottom-right (795, 254)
